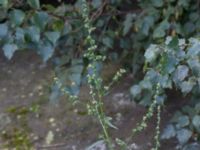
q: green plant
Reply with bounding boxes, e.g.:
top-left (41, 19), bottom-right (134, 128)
top-left (1, 0), bottom-right (200, 149)
top-left (131, 36), bottom-right (200, 148)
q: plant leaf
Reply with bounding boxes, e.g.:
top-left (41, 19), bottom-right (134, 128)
top-left (9, 9), bottom-right (25, 26)
top-left (161, 124), bottom-right (176, 139)
top-left (27, 0), bottom-right (40, 9)
top-left (177, 129), bottom-right (192, 145)
top-left (3, 43), bottom-right (18, 60)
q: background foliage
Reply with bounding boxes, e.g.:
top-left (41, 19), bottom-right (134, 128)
top-left (1, 0), bottom-right (200, 149)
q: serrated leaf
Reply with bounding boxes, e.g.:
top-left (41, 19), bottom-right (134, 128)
top-left (9, 9), bottom-right (25, 26)
top-left (144, 44), bottom-right (160, 62)
top-left (177, 129), bottom-right (192, 144)
top-left (161, 124), bottom-right (176, 139)
top-left (27, 0), bottom-right (40, 9)
top-left (163, 54), bottom-right (177, 74)
top-left (3, 43), bottom-right (18, 60)
top-left (173, 65), bottom-right (189, 82)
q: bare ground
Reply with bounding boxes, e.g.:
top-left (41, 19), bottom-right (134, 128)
top-left (0, 51), bottom-right (182, 150)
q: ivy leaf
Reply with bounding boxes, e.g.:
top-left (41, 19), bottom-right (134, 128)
top-left (0, 23), bottom-right (8, 38)
top-left (27, 0), bottom-right (40, 9)
top-left (130, 85), bottom-right (141, 98)
top-left (178, 0), bottom-right (190, 9)
top-left (173, 65), bottom-right (189, 83)
top-left (139, 80), bottom-right (152, 90)
top-left (176, 115), bottom-right (190, 128)
top-left (192, 115), bottom-right (200, 130)
top-left (183, 143), bottom-right (200, 150)
top-left (163, 54), bottom-right (178, 74)
top-left (180, 80), bottom-right (195, 94)
top-left (153, 20), bottom-right (169, 38)
top-left (187, 38), bottom-right (200, 57)
top-left (15, 28), bottom-right (25, 42)
top-left (170, 111), bottom-right (183, 123)
top-left (9, 9), bottom-right (25, 26)
top-left (0, 0), bottom-right (8, 8)
top-left (91, 0), bottom-right (102, 8)
top-left (102, 37), bottom-right (113, 48)
top-left (31, 11), bottom-right (49, 30)
top-left (3, 43), bottom-right (18, 60)
top-left (141, 16), bottom-right (154, 35)
top-left (144, 44), bottom-right (160, 62)
top-left (168, 36), bottom-right (179, 50)
top-left (159, 75), bottom-right (172, 88)
top-left (195, 103), bottom-right (200, 114)
top-left (177, 129), bottom-right (192, 145)
top-left (151, 0), bottom-right (164, 7)
top-left (25, 26), bottom-right (40, 43)
top-left (123, 13), bottom-right (135, 36)
top-left (184, 22), bottom-right (195, 35)
top-left (38, 42), bottom-right (54, 62)
top-left (45, 31), bottom-right (60, 46)
top-left (161, 124), bottom-right (176, 139)
top-left (188, 59), bottom-right (200, 77)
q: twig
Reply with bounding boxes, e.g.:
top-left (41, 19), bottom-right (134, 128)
top-left (36, 143), bottom-right (68, 149)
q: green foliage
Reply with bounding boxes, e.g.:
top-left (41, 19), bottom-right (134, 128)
top-left (1, 0), bottom-right (200, 149)
top-left (131, 36), bottom-right (200, 148)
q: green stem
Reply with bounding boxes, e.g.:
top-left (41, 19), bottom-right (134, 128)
top-left (97, 93), bottom-right (113, 150)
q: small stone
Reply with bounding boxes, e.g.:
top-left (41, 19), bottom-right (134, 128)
top-left (0, 113), bottom-right (11, 131)
top-left (2, 88), bottom-right (7, 92)
top-left (49, 118), bottom-right (55, 123)
top-left (29, 93), bottom-right (34, 97)
top-left (45, 130), bottom-right (54, 145)
top-left (38, 92), bottom-right (44, 96)
top-left (21, 95), bottom-right (26, 98)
